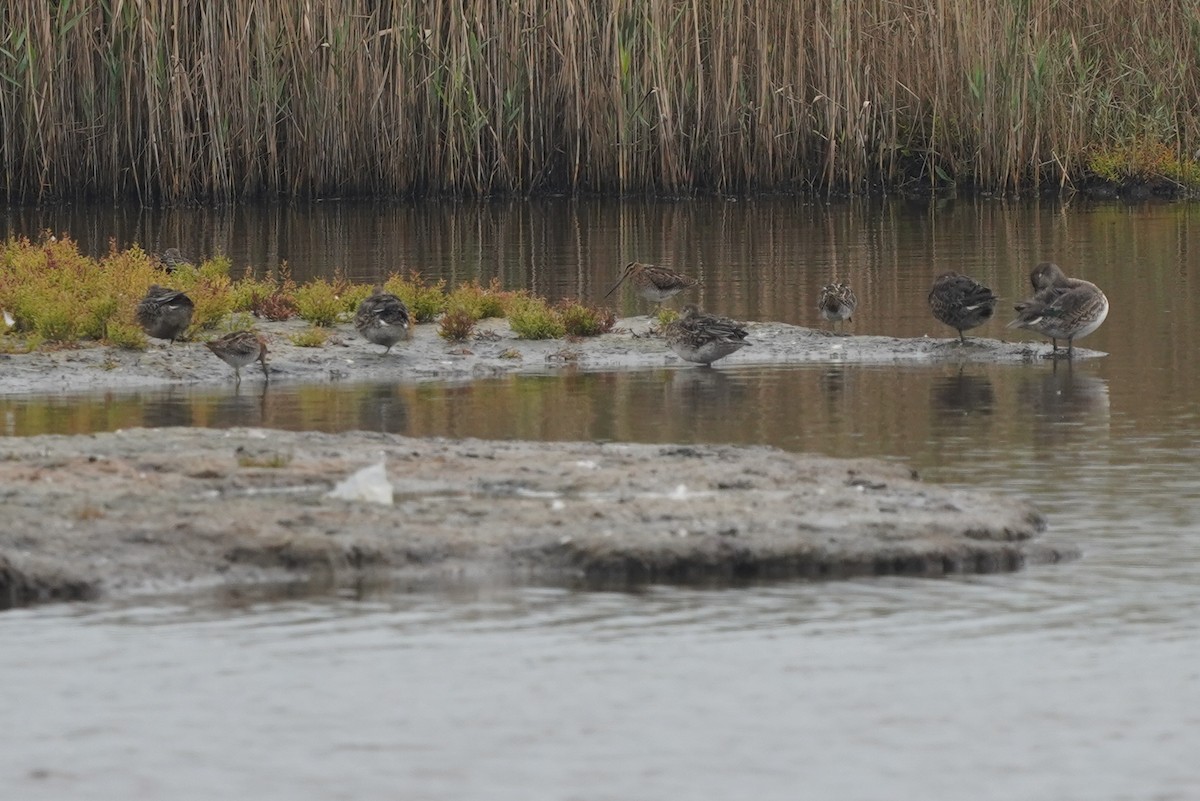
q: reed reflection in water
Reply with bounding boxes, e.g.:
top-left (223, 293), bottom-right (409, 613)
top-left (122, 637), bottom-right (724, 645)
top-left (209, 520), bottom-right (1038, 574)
top-left (0, 362), bottom-right (1113, 477)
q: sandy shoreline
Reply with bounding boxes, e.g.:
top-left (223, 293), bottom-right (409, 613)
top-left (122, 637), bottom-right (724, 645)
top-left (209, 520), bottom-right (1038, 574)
top-left (0, 317), bottom-right (1088, 608)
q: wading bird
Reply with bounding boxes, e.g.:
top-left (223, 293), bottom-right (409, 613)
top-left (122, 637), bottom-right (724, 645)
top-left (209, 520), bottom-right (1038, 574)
top-left (817, 281), bottom-right (857, 331)
top-left (206, 330), bottom-right (269, 384)
top-left (928, 271), bottom-right (998, 344)
top-left (663, 305), bottom-right (751, 366)
top-left (136, 285), bottom-right (194, 344)
top-left (604, 261), bottom-right (699, 305)
top-left (1008, 262), bottom-right (1109, 358)
top-left (354, 288), bottom-right (411, 354)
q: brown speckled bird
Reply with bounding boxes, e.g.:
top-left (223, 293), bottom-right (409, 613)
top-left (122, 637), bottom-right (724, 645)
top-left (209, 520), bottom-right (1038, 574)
top-left (817, 281), bottom-right (857, 330)
top-left (205, 330), bottom-right (269, 384)
top-left (604, 261), bottom-right (699, 305)
top-left (663, 305), bottom-right (751, 366)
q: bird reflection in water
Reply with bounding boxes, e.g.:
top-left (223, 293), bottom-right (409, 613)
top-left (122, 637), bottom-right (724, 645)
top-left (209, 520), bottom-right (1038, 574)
top-left (819, 366), bottom-right (848, 400)
top-left (930, 368), bottom-right (996, 425)
top-left (1018, 360), bottom-right (1111, 444)
top-left (669, 367), bottom-right (739, 419)
top-left (356, 383), bottom-right (410, 434)
top-left (142, 387), bottom-right (198, 428)
top-left (209, 380), bottom-right (271, 428)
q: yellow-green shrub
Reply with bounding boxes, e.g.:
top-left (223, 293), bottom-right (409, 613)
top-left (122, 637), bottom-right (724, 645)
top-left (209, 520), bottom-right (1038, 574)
top-left (230, 276), bottom-right (278, 312)
top-left (340, 282), bottom-right (375, 313)
top-left (385, 272), bottom-right (446, 322)
top-left (558, 299), bottom-right (615, 337)
top-left (289, 326), bottom-right (330, 347)
top-left (106, 321), bottom-right (148, 349)
top-left (655, 307), bottom-right (680, 327)
top-left (446, 278), bottom-right (517, 320)
top-left (507, 296), bottom-right (565, 340)
top-left (293, 278), bottom-right (345, 326)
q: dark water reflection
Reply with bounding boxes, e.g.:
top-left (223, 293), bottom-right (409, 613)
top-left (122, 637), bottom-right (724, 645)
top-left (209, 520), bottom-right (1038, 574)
top-left (0, 362), bottom-right (1110, 472)
top-left (4, 198), bottom-right (1200, 800)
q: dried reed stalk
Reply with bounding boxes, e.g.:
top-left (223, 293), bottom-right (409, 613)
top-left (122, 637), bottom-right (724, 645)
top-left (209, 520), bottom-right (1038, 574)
top-left (2, 0), bottom-right (1198, 201)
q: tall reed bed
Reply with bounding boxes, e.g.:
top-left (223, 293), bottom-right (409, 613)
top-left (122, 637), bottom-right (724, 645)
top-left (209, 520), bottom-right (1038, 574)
top-left (3, 0), bottom-right (1200, 201)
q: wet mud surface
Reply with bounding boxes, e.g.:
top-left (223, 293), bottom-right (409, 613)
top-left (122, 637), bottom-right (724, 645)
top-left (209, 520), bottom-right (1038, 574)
top-left (0, 427), bottom-right (1075, 608)
top-left (0, 315), bottom-right (1102, 396)
top-left (0, 317), bottom-right (1088, 608)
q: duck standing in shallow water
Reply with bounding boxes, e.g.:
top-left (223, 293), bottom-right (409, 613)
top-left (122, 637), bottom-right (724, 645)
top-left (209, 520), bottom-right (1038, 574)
top-left (928, 272), bottom-right (998, 344)
top-left (604, 261), bottom-right (699, 305)
top-left (354, 288), bottom-right (410, 354)
top-left (136, 285), bottom-right (194, 345)
top-left (1008, 262), bottom-right (1109, 358)
top-left (817, 281), bottom-right (857, 331)
top-left (663, 305), bottom-right (750, 366)
top-left (206, 330), bottom-right (269, 384)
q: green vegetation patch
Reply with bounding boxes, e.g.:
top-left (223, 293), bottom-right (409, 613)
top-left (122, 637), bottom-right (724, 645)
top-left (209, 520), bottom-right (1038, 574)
top-left (558, 299), bottom-right (615, 337)
top-left (507, 296), bottom-right (566, 340)
top-left (386, 272), bottom-right (447, 322)
top-left (1086, 140), bottom-right (1200, 189)
top-left (0, 236), bottom-right (624, 352)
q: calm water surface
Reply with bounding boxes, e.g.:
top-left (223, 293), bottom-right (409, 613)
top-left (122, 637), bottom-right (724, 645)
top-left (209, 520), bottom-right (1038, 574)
top-left (2, 199), bottom-right (1200, 800)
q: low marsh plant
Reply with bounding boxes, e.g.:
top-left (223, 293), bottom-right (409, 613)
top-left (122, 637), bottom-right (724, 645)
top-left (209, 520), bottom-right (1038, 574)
top-left (106, 321), bottom-right (148, 350)
top-left (289, 326), bottom-right (330, 347)
top-left (251, 292), bottom-right (298, 321)
top-left (230, 275), bottom-right (278, 313)
top-left (438, 306), bottom-right (477, 342)
top-left (558, 299), bottom-right (615, 337)
top-left (1086, 140), bottom-right (1200, 189)
top-left (445, 278), bottom-right (519, 320)
top-left (507, 296), bottom-right (566, 340)
top-left (236, 450), bottom-right (294, 468)
top-left (340, 281), bottom-right (375, 314)
top-left (0, 237), bottom-right (621, 352)
top-left (385, 272), bottom-right (446, 322)
top-left (181, 278), bottom-right (234, 334)
top-left (293, 278), bottom-right (345, 326)
top-left (0, 235), bottom-right (156, 343)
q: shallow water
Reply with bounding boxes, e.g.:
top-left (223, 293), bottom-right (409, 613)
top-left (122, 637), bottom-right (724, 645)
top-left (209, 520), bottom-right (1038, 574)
top-left (3, 198), bottom-right (1200, 800)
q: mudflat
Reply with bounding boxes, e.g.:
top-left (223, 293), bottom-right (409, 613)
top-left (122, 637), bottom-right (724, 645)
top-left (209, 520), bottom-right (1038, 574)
top-left (0, 314), bottom-right (1098, 396)
top-left (0, 425), bottom-right (1074, 608)
top-left (0, 317), bottom-right (1083, 608)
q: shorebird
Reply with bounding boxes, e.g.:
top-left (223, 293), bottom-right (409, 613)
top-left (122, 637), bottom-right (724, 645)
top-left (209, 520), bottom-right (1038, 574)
top-left (135, 285), bottom-right (194, 344)
top-left (928, 272), bottom-right (998, 344)
top-left (817, 281), bottom-right (857, 330)
top-left (1008, 262), bottom-right (1109, 358)
top-left (159, 248), bottom-right (195, 273)
top-left (663, 304), bottom-right (751, 366)
top-left (603, 261), bottom-right (699, 305)
top-left (205, 330), bottom-right (269, 384)
top-left (354, 287), bottom-right (411, 354)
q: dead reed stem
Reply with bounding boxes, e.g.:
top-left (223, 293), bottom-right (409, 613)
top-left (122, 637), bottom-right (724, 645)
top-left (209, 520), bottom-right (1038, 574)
top-left (2, 0), bottom-right (1199, 201)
